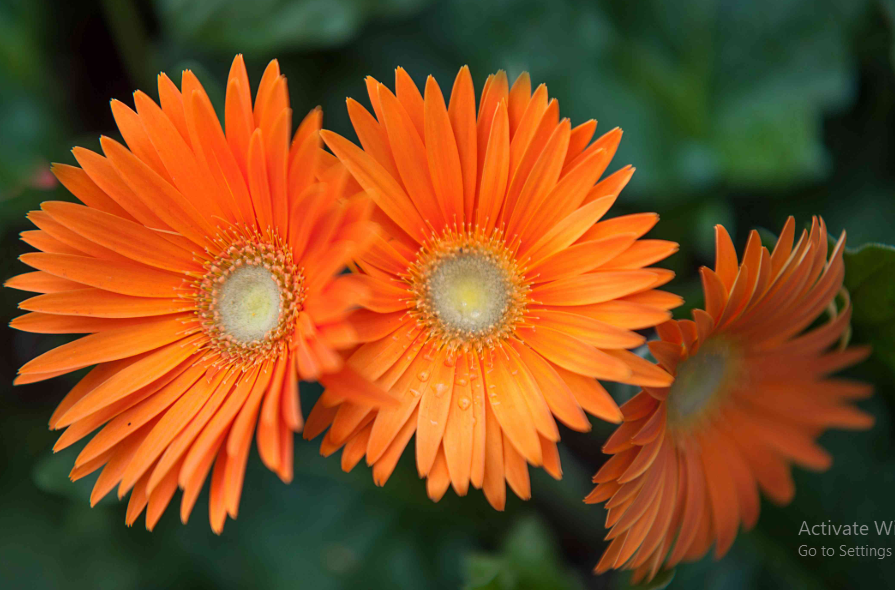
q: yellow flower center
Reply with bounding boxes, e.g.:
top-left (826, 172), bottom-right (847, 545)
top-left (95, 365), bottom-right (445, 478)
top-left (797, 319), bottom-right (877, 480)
top-left (666, 338), bottom-right (741, 432)
top-left (407, 226), bottom-right (529, 353)
top-left (215, 265), bottom-right (282, 342)
top-left (194, 228), bottom-right (305, 365)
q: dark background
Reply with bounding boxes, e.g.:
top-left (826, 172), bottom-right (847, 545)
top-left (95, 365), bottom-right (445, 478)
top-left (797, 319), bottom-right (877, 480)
top-left (1, 0), bottom-right (894, 588)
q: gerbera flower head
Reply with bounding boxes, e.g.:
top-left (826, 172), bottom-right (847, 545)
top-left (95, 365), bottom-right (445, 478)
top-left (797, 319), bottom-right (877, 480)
top-left (7, 55), bottom-right (387, 532)
top-left (308, 67), bottom-right (680, 509)
top-left (586, 217), bottom-right (873, 582)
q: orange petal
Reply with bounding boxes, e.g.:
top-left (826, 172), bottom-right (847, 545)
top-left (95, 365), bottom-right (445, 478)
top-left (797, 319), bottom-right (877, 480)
top-left (51, 163), bottom-right (134, 220)
top-left (319, 364), bottom-right (398, 408)
top-left (583, 212), bottom-right (659, 242)
top-left (72, 147), bottom-right (170, 230)
top-left (532, 309), bottom-right (645, 349)
top-left (507, 72), bottom-right (532, 136)
top-left (18, 314), bottom-right (195, 376)
top-left (42, 201), bottom-right (200, 273)
top-left (442, 352), bottom-right (477, 495)
top-left (517, 326), bottom-right (631, 382)
top-left (475, 100), bottom-right (510, 232)
top-left (424, 76), bottom-right (464, 224)
top-left (503, 432), bottom-right (531, 500)
top-left (20, 252), bottom-right (185, 298)
top-left (101, 136), bottom-right (216, 247)
top-left (602, 350), bottom-right (674, 387)
top-left (415, 349), bottom-right (456, 476)
top-left (482, 399), bottom-right (506, 510)
top-left (426, 446), bottom-right (452, 502)
top-left (321, 130), bottom-right (427, 243)
top-left (483, 352), bottom-right (542, 466)
top-left (20, 288), bottom-right (190, 318)
top-left (59, 336), bottom-right (203, 430)
top-left (552, 365), bottom-right (623, 423)
top-left (508, 341), bottom-right (590, 431)
top-left (10, 312), bottom-right (161, 334)
top-left (5, 271), bottom-right (83, 294)
top-left (371, 406), bottom-right (419, 487)
top-left (602, 240), bottom-right (680, 270)
top-left (528, 233), bottom-right (638, 283)
top-left (506, 119), bottom-right (570, 239)
top-left (447, 66), bottom-right (477, 224)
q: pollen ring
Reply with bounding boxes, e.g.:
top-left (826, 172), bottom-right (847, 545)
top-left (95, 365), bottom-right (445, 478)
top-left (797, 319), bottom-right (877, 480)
top-left (194, 228), bottom-right (305, 365)
top-left (407, 226), bottom-right (530, 353)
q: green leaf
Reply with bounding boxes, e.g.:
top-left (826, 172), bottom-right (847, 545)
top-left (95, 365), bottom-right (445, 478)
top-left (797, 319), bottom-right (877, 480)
top-left (0, 0), bottom-right (67, 195)
top-left (624, 568), bottom-right (676, 590)
top-left (31, 446), bottom-right (93, 504)
top-left (438, 0), bottom-right (867, 196)
top-left (460, 515), bottom-right (584, 590)
top-left (843, 242), bottom-right (895, 374)
top-left (843, 243), bottom-right (895, 324)
top-left (153, 0), bottom-right (433, 53)
top-left (463, 554), bottom-right (505, 589)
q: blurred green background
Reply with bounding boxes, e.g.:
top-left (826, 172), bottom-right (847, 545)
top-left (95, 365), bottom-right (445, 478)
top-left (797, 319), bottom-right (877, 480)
top-left (2, 0), bottom-right (895, 588)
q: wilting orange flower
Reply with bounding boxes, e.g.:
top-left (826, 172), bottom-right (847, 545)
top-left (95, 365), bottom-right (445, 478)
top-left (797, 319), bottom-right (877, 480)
top-left (587, 217), bottom-right (873, 582)
top-left (307, 67), bottom-right (679, 509)
top-left (7, 56), bottom-right (386, 532)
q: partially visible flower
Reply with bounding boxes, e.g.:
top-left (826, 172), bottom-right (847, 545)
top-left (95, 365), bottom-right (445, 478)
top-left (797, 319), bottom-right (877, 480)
top-left (587, 217), bottom-right (873, 582)
top-left (308, 67), bottom-right (679, 509)
top-left (8, 55), bottom-right (385, 532)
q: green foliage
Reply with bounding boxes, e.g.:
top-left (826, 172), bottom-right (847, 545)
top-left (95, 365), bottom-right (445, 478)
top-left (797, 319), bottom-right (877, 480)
top-left (462, 517), bottom-right (584, 590)
top-left (620, 569), bottom-right (675, 590)
top-left (1, 0), bottom-right (895, 589)
top-left (437, 0), bottom-right (865, 196)
top-left (844, 243), bottom-right (895, 373)
top-left (154, 0), bottom-right (433, 52)
top-left (0, 0), bottom-right (66, 197)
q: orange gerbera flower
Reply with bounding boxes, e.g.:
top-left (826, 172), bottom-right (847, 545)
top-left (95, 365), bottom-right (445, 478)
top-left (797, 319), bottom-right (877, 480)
top-left (7, 56), bottom-right (386, 532)
top-left (307, 67), bottom-right (679, 509)
top-left (587, 217), bottom-right (873, 582)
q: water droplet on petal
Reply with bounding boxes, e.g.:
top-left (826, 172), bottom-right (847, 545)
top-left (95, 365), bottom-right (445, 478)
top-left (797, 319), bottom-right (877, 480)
top-left (458, 397), bottom-right (471, 410)
top-left (418, 370), bottom-right (430, 382)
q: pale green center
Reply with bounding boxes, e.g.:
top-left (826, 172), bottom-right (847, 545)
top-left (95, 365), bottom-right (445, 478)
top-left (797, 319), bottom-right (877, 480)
top-left (427, 253), bottom-right (510, 334)
top-left (666, 339), bottom-right (739, 428)
top-left (215, 265), bottom-right (282, 343)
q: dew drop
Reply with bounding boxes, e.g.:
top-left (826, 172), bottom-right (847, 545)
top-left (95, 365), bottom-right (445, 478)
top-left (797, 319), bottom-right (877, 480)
top-left (417, 370), bottom-right (430, 382)
top-left (458, 397), bottom-right (471, 410)
top-left (456, 378), bottom-right (469, 387)
top-left (434, 383), bottom-right (449, 397)
top-left (410, 388), bottom-right (421, 397)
